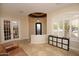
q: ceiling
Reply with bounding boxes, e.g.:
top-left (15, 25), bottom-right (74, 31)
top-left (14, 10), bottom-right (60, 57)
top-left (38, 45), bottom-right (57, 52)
top-left (0, 3), bottom-right (72, 16)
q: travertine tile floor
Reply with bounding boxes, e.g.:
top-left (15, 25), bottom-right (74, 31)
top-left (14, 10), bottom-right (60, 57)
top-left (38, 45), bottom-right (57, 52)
top-left (16, 40), bottom-right (79, 56)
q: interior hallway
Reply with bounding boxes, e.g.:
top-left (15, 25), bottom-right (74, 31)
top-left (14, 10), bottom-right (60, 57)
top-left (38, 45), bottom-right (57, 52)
top-left (16, 40), bottom-right (79, 56)
top-left (0, 3), bottom-right (79, 56)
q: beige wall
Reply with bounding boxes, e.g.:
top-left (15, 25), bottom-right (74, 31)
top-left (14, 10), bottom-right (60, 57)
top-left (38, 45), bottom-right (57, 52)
top-left (29, 16), bottom-right (47, 38)
top-left (20, 16), bottom-right (29, 40)
top-left (0, 17), bottom-right (1, 41)
top-left (47, 4), bottom-right (79, 51)
top-left (0, 4), bottom-right (1, 40)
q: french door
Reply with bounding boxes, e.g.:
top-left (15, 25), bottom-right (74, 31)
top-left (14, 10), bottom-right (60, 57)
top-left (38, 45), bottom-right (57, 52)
top-left (70, 19), bottom-right (79, 41)
top-left (2, 20), bottom-right (19, 42)
top-left (53, 20), bottom-right (64, 37)
top-left (4, 20), bottom-right (11, 40)
top-left (53, 18), bottom-right (79, 42)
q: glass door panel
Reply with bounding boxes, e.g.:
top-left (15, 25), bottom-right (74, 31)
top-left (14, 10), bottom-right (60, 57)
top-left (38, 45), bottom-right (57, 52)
top-left (53, 21), bottom-right (64, 37)
top-left (58, 21), bottom-right (64, 37)
top-left (53, 22), bottom-right (58, 36)
top-left (4, 20), bottom-right (11, 40)
top-left (70, 19), bottom-right (79, 40)
top-left (12, 21), bottom-right (19, 39)
top-left (64, 20), bottom-right (70, 38)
